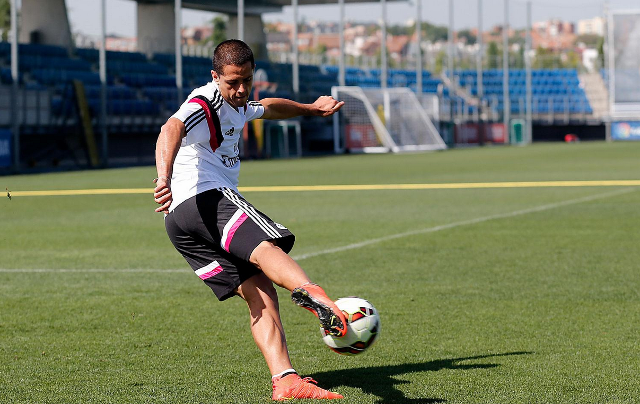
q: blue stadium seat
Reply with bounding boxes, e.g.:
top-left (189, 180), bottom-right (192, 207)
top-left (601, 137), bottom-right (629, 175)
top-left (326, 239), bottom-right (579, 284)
top-left (120, 74), bottom-right (177, 88)
top-left (19, 55), bottom-right (91, 72)
top-left (31, 69), bottom-right (105, 86)
top-left (19, 43), bottom-right (68, 57)
top-left (107, 60), bottom-right (168, 75)
top-left (1, 67), bottom-right (13, 84)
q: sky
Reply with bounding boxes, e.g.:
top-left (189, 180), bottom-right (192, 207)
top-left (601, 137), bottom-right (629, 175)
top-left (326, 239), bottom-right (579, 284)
top-left (65, 0), bottom-right (639, 38)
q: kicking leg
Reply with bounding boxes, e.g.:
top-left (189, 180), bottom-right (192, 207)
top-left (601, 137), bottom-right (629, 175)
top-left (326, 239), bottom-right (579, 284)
top-left (250, 241), bottom-right (347, 337)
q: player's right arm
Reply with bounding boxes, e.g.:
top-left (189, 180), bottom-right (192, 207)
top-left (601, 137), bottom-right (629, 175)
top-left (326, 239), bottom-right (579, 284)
top-left (154, 117), bottom-right (186, 214)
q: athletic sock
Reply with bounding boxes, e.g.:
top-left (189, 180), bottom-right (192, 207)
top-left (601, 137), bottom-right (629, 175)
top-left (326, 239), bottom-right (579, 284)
top-left (272, 368), bottom-right (297, 380)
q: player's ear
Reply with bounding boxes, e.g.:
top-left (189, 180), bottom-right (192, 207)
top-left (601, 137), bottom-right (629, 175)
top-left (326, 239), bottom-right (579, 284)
top-left (211, 70), bottom-right (219, 83)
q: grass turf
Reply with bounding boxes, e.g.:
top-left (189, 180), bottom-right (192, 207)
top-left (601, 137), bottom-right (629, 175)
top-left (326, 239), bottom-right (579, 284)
top-left (1, 141), bottom-right (639, 403)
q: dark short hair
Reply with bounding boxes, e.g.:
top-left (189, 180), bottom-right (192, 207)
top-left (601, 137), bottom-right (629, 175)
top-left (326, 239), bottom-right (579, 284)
top-left (212, 39), bottom-right (255, 75)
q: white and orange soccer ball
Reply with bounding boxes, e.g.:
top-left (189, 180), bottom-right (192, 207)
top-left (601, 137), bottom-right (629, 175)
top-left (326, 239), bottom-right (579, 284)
top-left (321, 297), bottom-right (380, 355)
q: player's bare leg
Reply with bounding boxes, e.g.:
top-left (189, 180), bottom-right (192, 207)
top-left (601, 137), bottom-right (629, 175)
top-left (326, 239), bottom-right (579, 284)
top-left (236, 272), bottom-right (344, 400)
top-left (250, 241), bottom-right (347, 337)
top-left (249, 241), bottom-right (310, 290)
top-left (236, 272), bottom-right (293, 375)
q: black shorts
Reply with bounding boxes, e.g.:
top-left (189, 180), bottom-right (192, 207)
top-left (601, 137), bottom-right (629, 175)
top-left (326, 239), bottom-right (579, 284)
top-left (165, 187), bottom-right (295, 301)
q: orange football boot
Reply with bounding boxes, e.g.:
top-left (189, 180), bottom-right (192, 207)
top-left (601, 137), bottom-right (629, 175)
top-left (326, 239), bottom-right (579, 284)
top-left (291, 283), bottom-right (347, 337)
top-left (272, 373), bottom-right (343, 401)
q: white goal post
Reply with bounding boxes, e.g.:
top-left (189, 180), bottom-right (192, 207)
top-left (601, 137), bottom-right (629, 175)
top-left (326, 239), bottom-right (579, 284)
top-left (331, 86), bottom-right (447, 153)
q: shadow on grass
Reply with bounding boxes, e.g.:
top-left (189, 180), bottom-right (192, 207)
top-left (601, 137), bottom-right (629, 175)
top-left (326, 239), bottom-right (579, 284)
top-left (309, 351), bottom-right (533, 403)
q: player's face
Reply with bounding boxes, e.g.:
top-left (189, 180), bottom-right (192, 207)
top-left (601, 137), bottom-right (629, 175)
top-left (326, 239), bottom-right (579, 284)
top-left (212, 62), bottom-right (254, 109)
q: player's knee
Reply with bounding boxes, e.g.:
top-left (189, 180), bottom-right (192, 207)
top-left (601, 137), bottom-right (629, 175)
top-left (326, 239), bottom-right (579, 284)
top-left (249, 240), bottom-right (282, 269)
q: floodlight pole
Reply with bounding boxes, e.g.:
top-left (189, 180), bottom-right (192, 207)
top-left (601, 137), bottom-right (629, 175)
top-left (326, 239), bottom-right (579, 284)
top-left (525, 1), bottom-right (533, 144)
top-left (448, 0), bottom-right (454, 122)
top-left (416, 0), bottom-right (423, 94)
top-left (238, 0), bottom-right (244, 41)
top-left (477, 0), bottom-right (483, 100)
top-left (292, 0), bottom-right (299, 94)
top-left (604, 0), bottom-right (612, 141)
top-left (381, 0), bottom-right (388, 89)
top-left (607, 3), bottom-right (615, 135)
top-left (338, 0), bottom-right (345, 86)
top-left (99, 0), bottom-right (108, 166)
top-left (10, 0), bottom-right (19, 171)
top-left (175, 0), bottom-right (183, 110)
top-left (503, 0), bottom-right (510, 138)
top-left (448, 0), bottom-right (454, 82)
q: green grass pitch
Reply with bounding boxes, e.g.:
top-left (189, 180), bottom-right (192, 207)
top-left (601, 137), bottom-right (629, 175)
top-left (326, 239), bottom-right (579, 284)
top-left (1, 141), bottom-right (639, 403)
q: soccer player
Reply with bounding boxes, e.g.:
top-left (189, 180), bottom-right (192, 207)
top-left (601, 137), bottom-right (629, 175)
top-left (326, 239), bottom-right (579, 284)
top-left (153, 39), bottom-right (346, 401)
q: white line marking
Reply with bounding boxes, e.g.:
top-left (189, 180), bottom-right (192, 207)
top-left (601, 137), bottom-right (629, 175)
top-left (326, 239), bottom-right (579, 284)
top-left (1, 188), bottom-right (635, 273)
top-left (291, 188), bottom-right (636, 261)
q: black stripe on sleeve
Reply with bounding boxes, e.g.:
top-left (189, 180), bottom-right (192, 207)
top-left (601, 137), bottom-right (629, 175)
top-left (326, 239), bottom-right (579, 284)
top-left (184, 110), bottom-right (204, 128)
top-left (185, 114), bottom-right (206, 133)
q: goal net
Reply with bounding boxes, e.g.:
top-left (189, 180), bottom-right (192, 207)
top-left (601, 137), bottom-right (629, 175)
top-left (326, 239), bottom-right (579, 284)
top-left (331, 86), bottom-right (446, 153)
top-left (609, 11), bottom-right (640, 116)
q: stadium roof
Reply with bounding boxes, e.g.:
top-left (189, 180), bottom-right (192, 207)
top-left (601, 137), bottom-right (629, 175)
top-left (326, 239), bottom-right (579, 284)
top-left (135, 0), bottom-right (402, 15)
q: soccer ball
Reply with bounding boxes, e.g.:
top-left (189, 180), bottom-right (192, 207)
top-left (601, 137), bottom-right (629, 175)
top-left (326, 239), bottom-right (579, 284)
top-left (321, 297), bottom-right (380, 355)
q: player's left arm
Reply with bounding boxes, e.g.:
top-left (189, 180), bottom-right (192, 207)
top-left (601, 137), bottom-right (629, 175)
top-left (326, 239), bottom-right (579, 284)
top-left (259, 96), bottom-right (344, 120)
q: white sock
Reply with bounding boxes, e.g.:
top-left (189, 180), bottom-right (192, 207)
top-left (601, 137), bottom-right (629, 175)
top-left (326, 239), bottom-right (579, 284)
top-left (272, 368), bottom-right (297, 379)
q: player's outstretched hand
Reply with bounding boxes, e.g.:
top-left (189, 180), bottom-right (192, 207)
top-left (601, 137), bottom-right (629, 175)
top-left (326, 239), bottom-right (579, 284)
top-left (153, 177), bottom-right (172, 214)
top-left (312, 95), bottom-right (344, 117)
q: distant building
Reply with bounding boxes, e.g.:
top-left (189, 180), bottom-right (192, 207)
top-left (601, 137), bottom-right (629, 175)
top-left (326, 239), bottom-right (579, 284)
top-left (577, 17), bottom-right (605, 36)
top-left (532, 19), bottom-right (576, 51)
top-left (533, 19), bottom-right (574, 36)
top-left (266, 31), bottom-right (291, 53)
top-left (182, 26), bottom-right (213, 45)
top-left (297, 32), bottom-right (340, 54)
top-left (483, 25), bottom-right (517, 45)
top-left (106, 36), bottom-right (137, 52)
top-left (387, 35), bottom-right (411, 63)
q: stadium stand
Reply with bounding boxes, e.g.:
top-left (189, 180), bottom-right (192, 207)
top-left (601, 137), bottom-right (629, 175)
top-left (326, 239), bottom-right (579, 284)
top-left (0, 41), bottom-right (595, 138)
top-left (457, 68), bottom-right (592, 115)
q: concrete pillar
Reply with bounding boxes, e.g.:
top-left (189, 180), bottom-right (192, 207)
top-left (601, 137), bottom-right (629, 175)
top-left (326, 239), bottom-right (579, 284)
top-left (228, 15), bottom-right (267, 60)
top-left (137, 3), bottom-right (176, 55)
top-left (20, 0), bottom-right (73, 50)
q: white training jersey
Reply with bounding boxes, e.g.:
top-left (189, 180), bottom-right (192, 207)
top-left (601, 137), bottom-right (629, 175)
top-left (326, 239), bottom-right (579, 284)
top-left (169, 81), bottom-right (264, 212)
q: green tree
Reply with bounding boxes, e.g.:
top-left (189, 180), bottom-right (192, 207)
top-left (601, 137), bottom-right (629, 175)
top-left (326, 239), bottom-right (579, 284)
top-left (512, 48), bottom-right (524, 69)
top-left (533, 47), bottom-right (563, 69)
top-left (421, 22), bottom-right (448, 43)
top-left (458, 29), bottom-right (476, 45)
top-left (375, 47), bottom-right (394, 68)
top-left (313, 43), bottom-right (327, 55)
top-left (209, 16), bottom-right (227, 47)
top-left (563, 50), bottom-right (581, 69)
top-left (365, 24), bottom-right (378, 36)
top-left (597, 36), bottom-right (605, 69)
top-left (0, 0), bottom-right (10, 42)
top-left (487, 42), bottom-right (500, 69)
top-left (434, 50), bottom-right (446, 74)
top-left (388, 25), bottom-right (411, 36)
top-left (575, 34), bottom-right (602, 47)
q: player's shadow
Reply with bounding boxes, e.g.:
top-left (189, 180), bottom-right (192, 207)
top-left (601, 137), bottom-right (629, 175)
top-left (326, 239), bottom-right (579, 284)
top-left (309, 351), bottom-right (533, 403)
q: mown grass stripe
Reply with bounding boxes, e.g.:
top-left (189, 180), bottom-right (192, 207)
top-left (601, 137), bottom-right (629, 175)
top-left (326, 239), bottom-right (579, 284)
top-left (8, 180), bottom-right (640, 197)
top-left (2, 188), bottom-right (634, 272)
top-left (291, 187), bottom-right (636, 261)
